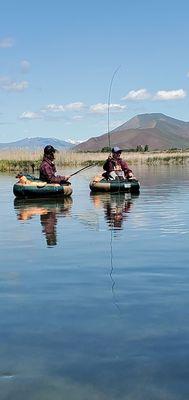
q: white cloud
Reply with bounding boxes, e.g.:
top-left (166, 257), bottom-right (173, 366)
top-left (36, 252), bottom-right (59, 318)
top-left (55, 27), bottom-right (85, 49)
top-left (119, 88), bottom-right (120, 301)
top-left (72, 115), bottom-right (83, 120)
top-left (21, 60), bottom-right (31, 73)
top-left (43, 104), bottom-right (65, 112)
top-left (90, 103), bottom-right (126, 114)
top-left (19, 111), bottom-right (42, 120)
top-left (65, 102), bottom-right (85, 111)
top-left (0, 37), bottom-right (14, 48)
top-left (42, 102), bottom-right (85, 113)
top-left (121, 88), bottom-right (187, 101)
top-left (0, 76), bottom-right (29, 92)
top-left (122, 89), bottom-right (151, 101)
top-left (154, 89), bottom-right (186, 100)
top-left (6, 80), bottom-right (29, 92)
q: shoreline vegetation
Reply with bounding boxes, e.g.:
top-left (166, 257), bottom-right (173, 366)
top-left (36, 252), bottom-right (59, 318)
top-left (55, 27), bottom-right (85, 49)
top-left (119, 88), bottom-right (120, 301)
top-left (0, 149), bottom-right (189, 172)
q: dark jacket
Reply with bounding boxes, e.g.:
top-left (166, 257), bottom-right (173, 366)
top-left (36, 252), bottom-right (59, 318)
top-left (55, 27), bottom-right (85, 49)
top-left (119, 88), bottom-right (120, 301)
top-left (40, 156), bottom-right (66, 184)
top-left (103, 157), bottom-right (132, 178)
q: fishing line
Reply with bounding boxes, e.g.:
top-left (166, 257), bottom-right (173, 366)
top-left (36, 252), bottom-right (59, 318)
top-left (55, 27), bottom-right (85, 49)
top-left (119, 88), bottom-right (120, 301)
top-left (106, 66), bottom-right (122, 313)
top-left (107, 65), bottom-right (121, 149)
top-left (109, 220), bottom-right (122, 315)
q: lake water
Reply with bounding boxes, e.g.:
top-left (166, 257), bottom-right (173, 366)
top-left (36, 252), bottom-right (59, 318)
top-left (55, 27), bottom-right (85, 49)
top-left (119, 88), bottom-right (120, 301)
top-left (0, 165), bottom-right (189, 400)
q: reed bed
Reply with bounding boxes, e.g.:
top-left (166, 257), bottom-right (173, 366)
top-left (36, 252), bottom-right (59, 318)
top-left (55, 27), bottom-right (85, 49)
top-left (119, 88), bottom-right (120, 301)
top-left (56, 150), bottom-right (189, 166)
top-left (0, 149), bottom-right (189, 172)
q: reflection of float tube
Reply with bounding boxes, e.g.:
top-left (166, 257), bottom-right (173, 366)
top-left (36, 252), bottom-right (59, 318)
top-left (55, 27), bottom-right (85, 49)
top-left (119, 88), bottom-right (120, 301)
top-left (14, 196), bottom-right (73, 208)
top-left (91, 192), bottom-right (132, 207)
top-left (14, 197), bottom-right (73, 247)
top-left (14, 197), bottom-right (73, 221)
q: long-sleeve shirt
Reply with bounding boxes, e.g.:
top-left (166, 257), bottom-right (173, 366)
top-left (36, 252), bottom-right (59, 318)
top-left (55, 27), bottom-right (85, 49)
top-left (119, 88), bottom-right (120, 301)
top-left (39, 156), bottom-right (66, 184)
top-left (103, 157), bottom-right (132, 178)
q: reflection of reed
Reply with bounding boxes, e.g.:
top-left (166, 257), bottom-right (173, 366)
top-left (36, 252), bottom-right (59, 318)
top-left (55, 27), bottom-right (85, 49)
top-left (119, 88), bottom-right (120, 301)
top-left (14, 197), bottom-right (72, 247)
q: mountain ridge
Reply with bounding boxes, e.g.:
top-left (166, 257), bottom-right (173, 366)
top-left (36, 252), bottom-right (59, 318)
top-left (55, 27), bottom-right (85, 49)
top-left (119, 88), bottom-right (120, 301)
top-left (74, 113), bottom-right (189, 151)
top-left (1, 114), bottom-right (189, 152)
top-left (0, 137), bottom-right (74, 150)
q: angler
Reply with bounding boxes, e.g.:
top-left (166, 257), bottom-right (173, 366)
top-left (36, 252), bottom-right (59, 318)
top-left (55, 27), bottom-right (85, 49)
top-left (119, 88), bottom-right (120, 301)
top-left (40, 145), bottom-right (71, 184)
top-left (103, 146), bottom-right (135, 180)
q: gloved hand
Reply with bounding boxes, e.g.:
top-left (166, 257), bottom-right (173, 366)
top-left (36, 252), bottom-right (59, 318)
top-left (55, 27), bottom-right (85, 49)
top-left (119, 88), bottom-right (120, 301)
top-left (128, 172), bottom-right (135, 180)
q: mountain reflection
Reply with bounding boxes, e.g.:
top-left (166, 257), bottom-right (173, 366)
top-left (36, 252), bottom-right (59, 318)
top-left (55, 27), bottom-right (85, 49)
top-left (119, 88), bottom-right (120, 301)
top-left (91, 192), bottom-right (139, 230)
top-left (14, 197), bottom-right (72, 247)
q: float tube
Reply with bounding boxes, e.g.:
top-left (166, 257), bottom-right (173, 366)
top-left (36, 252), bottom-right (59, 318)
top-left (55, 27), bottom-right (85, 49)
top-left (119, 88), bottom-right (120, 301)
top-left (90, 176), bottom-right (140, 194)
top-left (13, 174), bottom-right (72, 199)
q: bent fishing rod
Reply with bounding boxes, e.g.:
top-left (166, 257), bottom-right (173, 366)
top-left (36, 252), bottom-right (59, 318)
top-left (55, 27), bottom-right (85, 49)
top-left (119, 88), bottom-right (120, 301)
top-left (70, 163), bottom-right (97, 177)
top-left (107, 65), bottom-right (121, 149)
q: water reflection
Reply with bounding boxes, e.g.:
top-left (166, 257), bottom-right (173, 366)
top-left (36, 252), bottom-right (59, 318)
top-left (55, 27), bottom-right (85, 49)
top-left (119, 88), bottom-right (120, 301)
top-left (2, 167), bottom-right (189, 400)
top-left (91, 192), bottom-right (139, 230)
top-left (14, 197), bottom-right (72, 247)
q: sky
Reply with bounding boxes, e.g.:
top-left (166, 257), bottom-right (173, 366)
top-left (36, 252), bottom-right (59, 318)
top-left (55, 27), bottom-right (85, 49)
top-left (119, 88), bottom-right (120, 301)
top-left (0, 0), bottom-right (189, 143)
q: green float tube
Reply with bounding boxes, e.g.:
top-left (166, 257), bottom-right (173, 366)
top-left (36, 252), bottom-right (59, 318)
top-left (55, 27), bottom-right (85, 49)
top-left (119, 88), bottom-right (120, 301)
top-left (13, 174), bottom-right (73, 199)
top-left (90, 177), bottom-right (140, 194)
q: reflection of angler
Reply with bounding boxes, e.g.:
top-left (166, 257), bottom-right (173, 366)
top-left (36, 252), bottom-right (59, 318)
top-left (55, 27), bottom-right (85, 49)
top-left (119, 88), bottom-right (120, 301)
top-left (105, 197), bottom-right (132, 229)
top-left (14, 197), bottom-right (73, 247)
top-left (92, 192), bottom-right (133, 229)
top-left (40, 211), bottom-right (57, 247)
top-left (91, 192), bottom-right (140, 230)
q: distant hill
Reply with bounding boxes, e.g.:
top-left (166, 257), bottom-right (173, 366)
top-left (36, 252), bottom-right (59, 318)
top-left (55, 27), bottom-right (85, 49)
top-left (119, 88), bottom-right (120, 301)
top-left (0, 137), bottom-right (74, 150)
top-left (74, 113), bottom-right (189, 151)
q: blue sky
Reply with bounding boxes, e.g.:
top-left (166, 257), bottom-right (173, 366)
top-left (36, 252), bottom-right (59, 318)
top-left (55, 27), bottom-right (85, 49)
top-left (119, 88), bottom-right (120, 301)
top-left (0, 0), bottom-right (189, 143)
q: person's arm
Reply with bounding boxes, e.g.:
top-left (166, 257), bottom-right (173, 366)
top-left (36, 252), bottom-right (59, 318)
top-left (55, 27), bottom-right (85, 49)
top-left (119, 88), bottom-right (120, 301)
top-left (41, 163), bottom-right (70, 183)
top-left (120, 160), bottom-right (134, 178)
top-left (103, 158), bottom-right (115, 173)
top-left (49, 173), bottom-right (71, 184)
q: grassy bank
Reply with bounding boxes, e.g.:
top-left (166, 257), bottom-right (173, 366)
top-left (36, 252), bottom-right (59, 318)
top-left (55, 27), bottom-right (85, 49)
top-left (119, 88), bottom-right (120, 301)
top-left (1, 149), bottom-right (189, 172)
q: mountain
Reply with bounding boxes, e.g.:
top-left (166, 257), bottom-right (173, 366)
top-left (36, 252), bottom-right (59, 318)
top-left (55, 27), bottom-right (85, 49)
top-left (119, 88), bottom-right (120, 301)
top-left (74, 113), bottom-right (189, 151)
top-left (0, 137), bottom-right (74, 150)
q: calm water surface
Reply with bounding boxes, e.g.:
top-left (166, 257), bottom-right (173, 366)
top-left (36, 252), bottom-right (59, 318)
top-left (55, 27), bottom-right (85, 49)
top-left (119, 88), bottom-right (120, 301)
top-left (0, 165), bottom-right (189, 400)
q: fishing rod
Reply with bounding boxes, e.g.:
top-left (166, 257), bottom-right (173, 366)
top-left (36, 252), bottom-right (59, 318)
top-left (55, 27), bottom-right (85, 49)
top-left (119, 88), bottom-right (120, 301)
top-left (33, 164), bottom-right (96, 188)
top-left (107, 65), bottom-right (121, 149)
top-left (70, 163), bottom-right (96, 177)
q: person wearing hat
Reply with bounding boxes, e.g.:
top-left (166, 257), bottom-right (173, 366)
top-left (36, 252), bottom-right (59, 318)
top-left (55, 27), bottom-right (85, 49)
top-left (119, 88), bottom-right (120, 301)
top-left (103, 146), bottom-right (134, 180)
top-left (40, 145), bottom-right (70, 184)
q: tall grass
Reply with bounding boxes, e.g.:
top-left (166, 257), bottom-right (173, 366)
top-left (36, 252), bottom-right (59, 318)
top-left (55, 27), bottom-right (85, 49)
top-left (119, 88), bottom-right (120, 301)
top-left (0, 149), bottom-right (189, 172)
